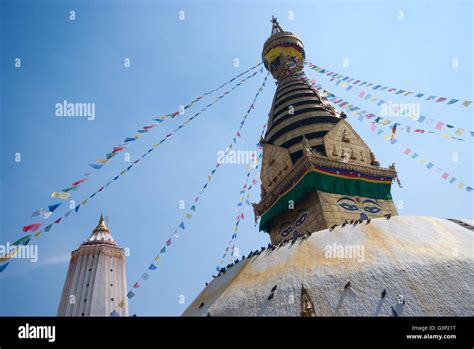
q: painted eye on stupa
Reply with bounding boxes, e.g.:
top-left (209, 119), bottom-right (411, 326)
top-left (364, 206), bottom-right (381, 214)
top-left (362, 199), bottom-right (382, 214)
top-left (338, 202), bottom-right (359, 211)
top-left (295, 209), bottom-right (308, 227)
top-left (280, 223), bottom-right (293, 237)
top-left (336, 196), bottom-right (359, 211)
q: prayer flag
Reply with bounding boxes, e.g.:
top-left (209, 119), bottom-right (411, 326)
top-left (22, 223), bottom-right (41, 232)
top-left (48, 203), bottom-right (62, 212)
top-left (0, 262), bottom-right (10, 273)
top-left (72, 178), bottom-right (88, 186)
top-left (51, 192), bottom-right (70, 200)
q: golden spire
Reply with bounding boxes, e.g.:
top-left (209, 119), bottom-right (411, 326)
top-left (93, 214), bottom-right (109, 233)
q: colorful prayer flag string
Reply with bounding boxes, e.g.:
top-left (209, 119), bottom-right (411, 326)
top-left (109, 73), bottom-right (270, 313)
top-left (215, 125), bottom-right (266, 271)
top-left (306, 62), bottom-right (472, 108)
top-left (20, 63), bottom-right (263, 245)
top-left (301, 74), bottom-right (472, 143)
top-left (297, 75), bottom-right (473, 192)
top-left (306, 63), bottom-right (473, 138)
top-left (0, 70), bottom-right (266, 272)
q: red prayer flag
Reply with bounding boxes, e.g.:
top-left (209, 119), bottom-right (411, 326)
top-left (112, 147), bottom-right (125, 152)
top-left (143, 125), bottom-right (155, 130)
top-left (72, 178), bottom-right (88, 186)
top-left (166, 239), bottom-right (171, 247)
top-left (54, 217), bottom-right (62, 224)
top-left (133, 282), bottom-right (140, 288)
top-left (22, 223), bottom-right (42, 232)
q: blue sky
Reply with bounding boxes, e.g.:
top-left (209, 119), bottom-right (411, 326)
top-left (0, 0), bottom-right (472, 316)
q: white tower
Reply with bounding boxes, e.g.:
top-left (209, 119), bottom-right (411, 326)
top-left (58, 215), bottom-right (128, 316)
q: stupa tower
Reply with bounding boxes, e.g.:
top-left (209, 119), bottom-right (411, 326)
top-left (254, 17), bottom-right (399, 243)
top-left (57, 215), bottom-right (128, 316)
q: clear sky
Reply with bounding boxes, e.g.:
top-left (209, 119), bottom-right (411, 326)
top-left (0, 0), bottom-right (472, 316)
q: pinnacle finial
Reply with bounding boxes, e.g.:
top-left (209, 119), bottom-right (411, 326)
top-left (270, 16), bottom-right (283, 35)
top-left (94, 213), bottom-right (109, 232)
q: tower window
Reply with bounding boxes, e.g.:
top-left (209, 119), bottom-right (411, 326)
top-left (110, 269), bottom-right (113, 272)
top-left (88, 268), bottom-right (91, 271)
top-left (86, 283), bottom-right (89, 287)
top-left (110, 284), bottom-right (113, 287)
top-left (81, 313), bottom-right (84, 316)
top-left (111, 298), bottom-right (114, 302)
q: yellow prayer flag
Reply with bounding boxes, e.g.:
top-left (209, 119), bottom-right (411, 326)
top-left (134, 134), bottom-right (143, 138)
top-left (81, 199), bottom-right (89, 205)
top-left (458, 182), bottom-right (465, 189)
top-left (154, 255), bottom-right (161, 262)
top-left (51, 191), bottom-right (71, 200)
top-left (441, 134), bottom-right (450, 139)
top-left (383, 135), bottom-right (390, 141)
top-left (97, 159), bottom-right (109, 164)
top-left (185, 213), bottom-right (192, 219)
top-left (153, 144), bottom-right (160, 148)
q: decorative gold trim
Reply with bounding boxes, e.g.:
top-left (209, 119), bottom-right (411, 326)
top-left (254, 152), bottom-right (397, 216)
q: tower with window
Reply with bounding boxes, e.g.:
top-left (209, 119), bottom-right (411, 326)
top-left (57, 215), bottom-right (128, 316)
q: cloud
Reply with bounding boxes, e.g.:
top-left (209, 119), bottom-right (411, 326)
top-left (0, 253), bottom-right (70, 279)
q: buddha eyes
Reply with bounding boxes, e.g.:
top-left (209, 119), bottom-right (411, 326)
top-left (295, 210), bottom-right (308, 227)
top-left (339, 202), bottom-right (359, 211)
top-left (280, 224), bottom-right (293, 237)
top-left (280, 210), bottom-right (309, 238)
top-left (364, 206), bottom-right (381, 214)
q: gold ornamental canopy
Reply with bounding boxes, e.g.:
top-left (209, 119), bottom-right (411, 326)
top-left (262, 16), bottom-right (306, 80)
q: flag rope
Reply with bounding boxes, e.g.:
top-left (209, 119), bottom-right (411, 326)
top-left (22, 63), bottom-right (263, 237)
top-left (0, 70), bottom-right (267, 270)
top-left (112, 73), bottom-right (270, 313)
top-left (215, 124), bottom-right (266, 271)
top-left (306, 62), bottom-right (472, 108)
top-left (299, 72), bottom-right (473, 193)
top-left (305, 63), bottom-right (473, 139)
